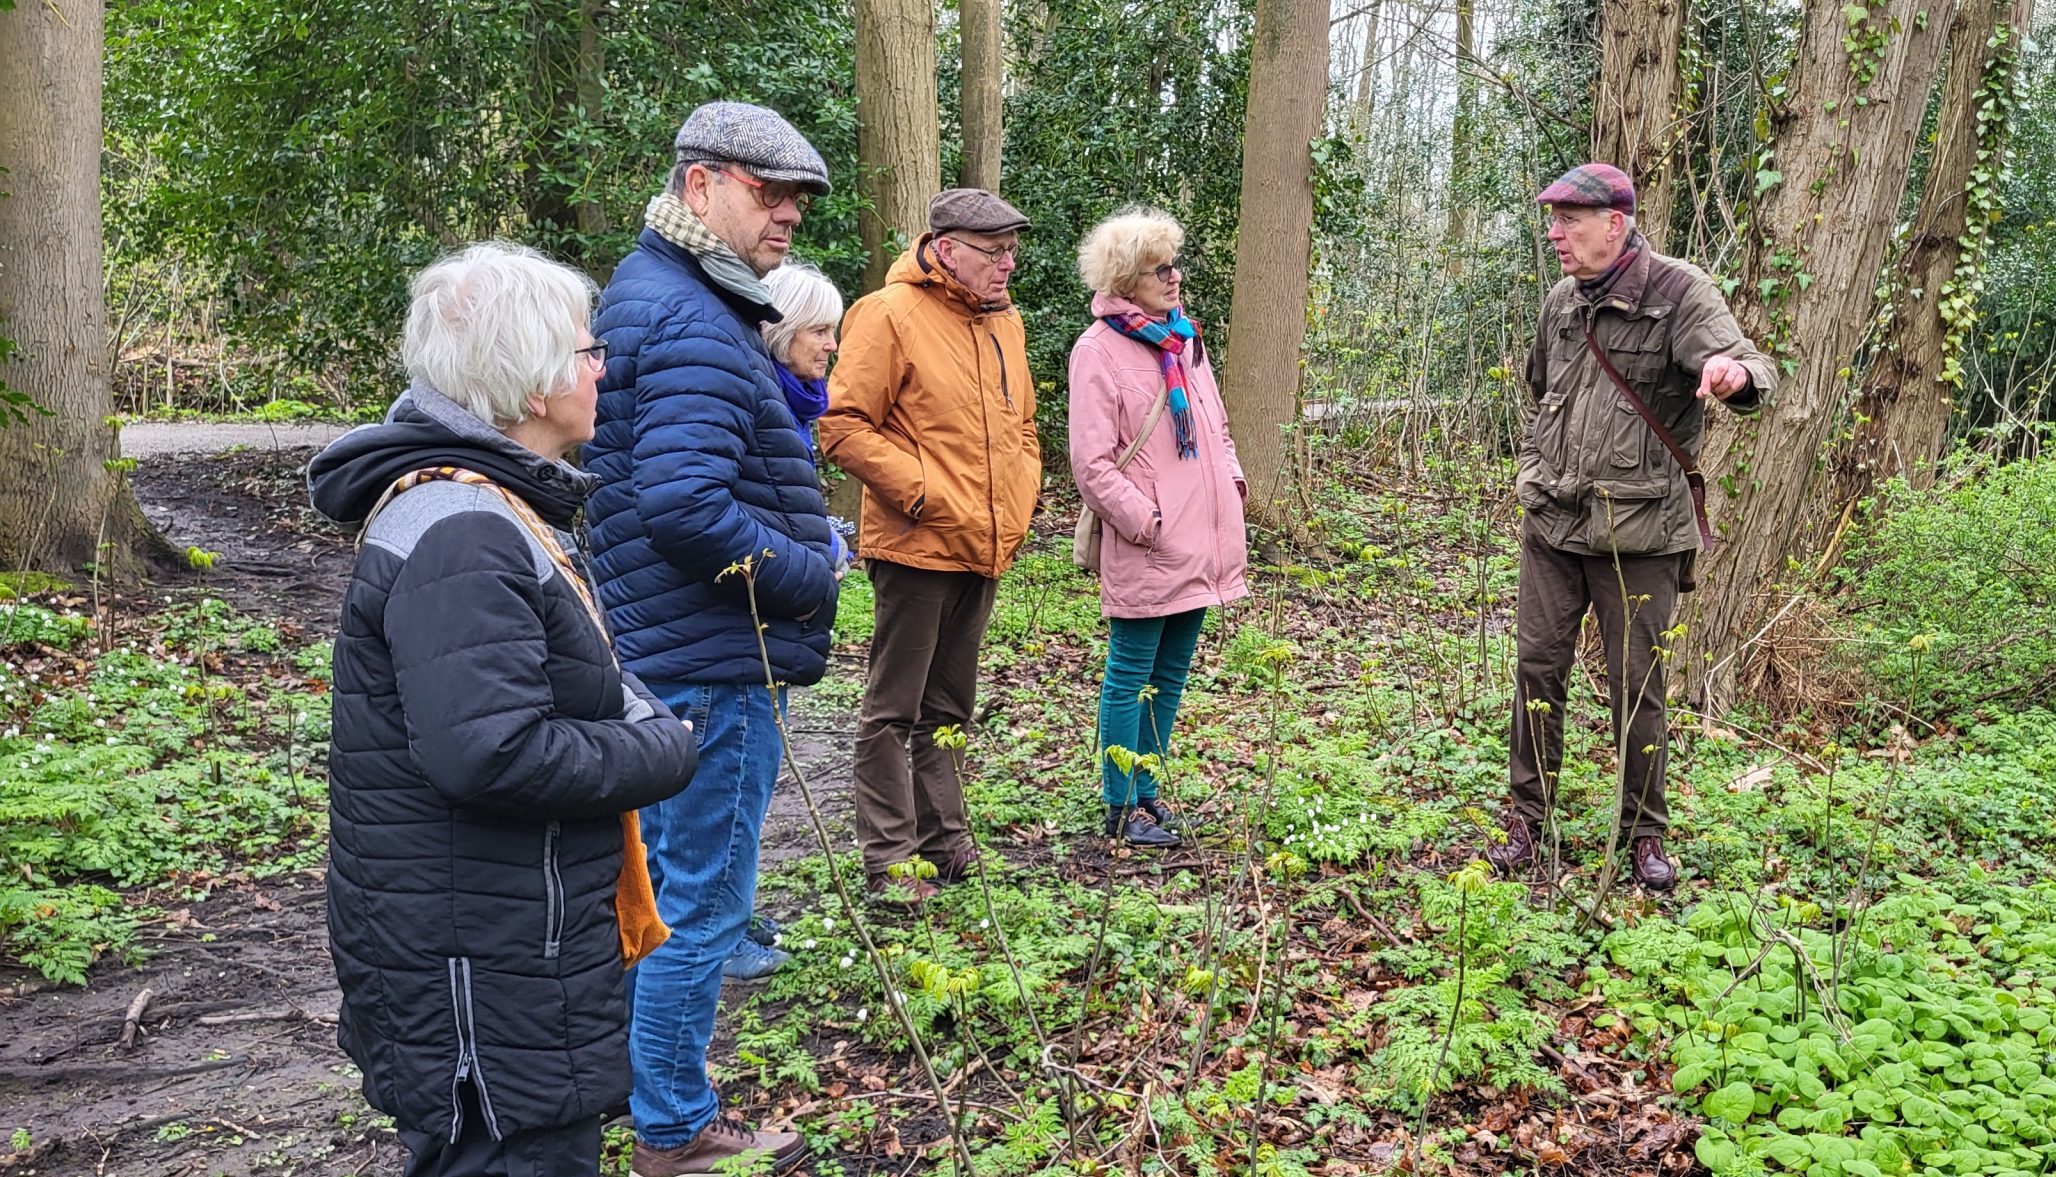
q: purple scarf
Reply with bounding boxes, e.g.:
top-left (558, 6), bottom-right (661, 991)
top-left (776, 362), bottom-right (827, 460)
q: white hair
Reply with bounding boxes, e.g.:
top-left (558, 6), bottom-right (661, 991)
top-left (402, 241), bottom-right (597, 429)
top-left (760, 261), bottom-right (845, 364)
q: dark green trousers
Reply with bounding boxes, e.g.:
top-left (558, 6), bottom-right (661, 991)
top-left (1509, 520), bottom-right (1690, 840)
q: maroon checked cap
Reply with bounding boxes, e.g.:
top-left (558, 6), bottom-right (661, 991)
top-left (1536, 163), bottom-right (1636, 214)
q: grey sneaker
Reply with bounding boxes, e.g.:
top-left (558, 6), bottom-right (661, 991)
top-left (721, 936), bottom-right (792, 981)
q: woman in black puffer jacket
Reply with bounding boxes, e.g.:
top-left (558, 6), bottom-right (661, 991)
top-left (309, 242), bottom-right (699, 1177)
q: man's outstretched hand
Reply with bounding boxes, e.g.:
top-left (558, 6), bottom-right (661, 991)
top-left (1697, 355), bottom-right (1750, 401)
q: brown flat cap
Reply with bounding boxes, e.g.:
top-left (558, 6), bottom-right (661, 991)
top-left (928, 188), bottom-right (1030, 235)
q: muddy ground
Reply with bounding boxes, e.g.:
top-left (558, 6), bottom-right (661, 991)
top-left (2, 443), bottom-right (859, 1177)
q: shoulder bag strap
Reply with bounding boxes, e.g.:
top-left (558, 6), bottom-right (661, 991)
top-left (1579, 321), bottom-right (1718, 552)
top-left (1114, 385), bottom-right (1170, 472)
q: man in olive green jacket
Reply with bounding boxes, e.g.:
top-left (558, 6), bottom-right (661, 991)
top-left (1489, 163), bottom-right (1776, 891)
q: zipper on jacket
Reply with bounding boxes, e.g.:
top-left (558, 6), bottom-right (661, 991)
top-left (446, 958), bottom-right (467, 1144)
top-left (977, 325), bottom-right (1000, 573)
top-left (989, 334), bottom-right (1014, 410)
top-left (543, 822), bottom-right (565, 960)
top-left (457, 957), bottom-right (504, 1140)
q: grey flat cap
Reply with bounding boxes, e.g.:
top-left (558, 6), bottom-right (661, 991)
top-left (673, 101), bottom-right (831, 195)
top-left (928, 188), bottom-right (1030, 235)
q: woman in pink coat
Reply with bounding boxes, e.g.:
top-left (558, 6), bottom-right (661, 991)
top-left (1069, 207), bottom-right (1249, 847)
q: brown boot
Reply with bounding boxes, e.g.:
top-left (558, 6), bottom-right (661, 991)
top-left (932, 842), bottom-right (981, 884)
top-left (1484, 813), bottom-right (1538, 874)
top-left (866, 872), bottom-right (940, 908)
top-left (631, 1118), bottom-right (806, 1176)
top-left (1632, 836), bottom-right (1676, 892)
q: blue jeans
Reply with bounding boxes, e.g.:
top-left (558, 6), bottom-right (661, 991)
top-left (1098, 608), bottom-right (1207, 806)
top-left (629, 681), bottom-right (785, 1147)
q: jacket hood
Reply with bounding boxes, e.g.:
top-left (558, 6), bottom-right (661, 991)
top-left (885, 234), bottom-right (1012, 314)
top-left (1090, 292), bottom-right (1167, 320)
top-left (308, 384), bottom-right (599, 530)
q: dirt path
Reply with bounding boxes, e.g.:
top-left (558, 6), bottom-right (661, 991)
top-left (120, 422), bottom-right (353, 460)
top-left (2, 443), bottom-right (859, 1176)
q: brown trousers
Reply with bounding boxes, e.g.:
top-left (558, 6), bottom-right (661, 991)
top-left (1510, 521), bottom-right (1688, 840)
top-left (852, 560), bottom-right (1000, 876)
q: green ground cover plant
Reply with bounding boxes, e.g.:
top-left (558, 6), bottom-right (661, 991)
top-left (0, 598), bottom-right (331, 984)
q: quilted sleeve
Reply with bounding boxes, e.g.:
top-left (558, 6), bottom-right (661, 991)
top-left (629, 322), bottom-right (838, 619)
top-left (383, 510), bottom-right (700, 819)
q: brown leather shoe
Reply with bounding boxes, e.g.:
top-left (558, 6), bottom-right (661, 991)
top-left (1632, 836), bottom-right (1676, 892)
top-left (866, 872), bottom-right (940, 908)
top-left (932, 842), bottom-right (980, 884)
top-left (1484, 813), bottom-right (1538, 874)
top-left (632, 1117), bottom-right (806, 1176)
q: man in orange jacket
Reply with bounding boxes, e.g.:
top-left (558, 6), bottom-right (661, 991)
top-left (821, 188), bottom-right (1042, 905)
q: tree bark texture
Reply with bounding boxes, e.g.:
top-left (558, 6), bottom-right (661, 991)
top-left (1591, 0), bottom-right (1686, 249)
top-left (1832, 0), bottom-right (2029, 502)
top-left (1350, 0), bottom-right (1382, 147)
top-left (522, 0), bottom-right (609, 268)
top-left (855, 0), bottom-right (941, 292)
top-left (0, 0), bottom-right (156, 574)
top-left (1681, 0), bottom-right (1955, 708)
top-left (958, 0), bottom-right (1003, 191)
top-left (1446, 0), bottom-right (1477, 265)
top-left (1220, 0), bottom-right (1326, 531)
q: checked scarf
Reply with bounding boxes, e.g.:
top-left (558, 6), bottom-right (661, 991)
top-left (1103, 307), bottom-right (1200, 460)
top-left (645, 192), bottom-right (773, 308)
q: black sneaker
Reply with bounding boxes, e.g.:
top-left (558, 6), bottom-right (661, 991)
top-left (1104, 804), bottom-right (1181, 848)
top-left (1136, 796), bottom-right (1199, 834)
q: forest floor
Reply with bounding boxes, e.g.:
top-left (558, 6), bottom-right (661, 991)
top-left (6, 436), bottom-right (2055, 1177)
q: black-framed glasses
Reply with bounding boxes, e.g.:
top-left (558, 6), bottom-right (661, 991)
top-left (945, 236), bottom-right (1020, 262)
top-left (575, 340), bottom-right (608, 369)
top-left (1152, 256), bottom-right (1184, 283)
top-left (709, 164), bottom-right (814, 214)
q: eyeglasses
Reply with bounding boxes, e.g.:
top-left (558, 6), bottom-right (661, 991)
top-left (575, 340), bottom-right (608, 371)
top-left (709, 165), bottom-right (814, 214)
top-left (1546, 209), bottom-right (1598, 230)
top-left (944, 236), bottom-right (1020, 262)
top-left (1151, 256), bottom-right (1183, 283)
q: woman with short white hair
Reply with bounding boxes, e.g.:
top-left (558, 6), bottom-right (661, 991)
top-left (760, 260), bottom-right (845, 458)
top-left (714, 258), bottom-right (848, 983)
top-left (309, 241), bottom-right (698, 1177)
top-left (1069, 207), bottom-right (1248, 848)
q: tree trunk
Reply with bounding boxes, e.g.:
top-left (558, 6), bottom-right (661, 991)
top-left (1351, 0), bottom-right (1382, 148)
top-left (1445, 0), bottom-right (1476, 267)
top-left (522, 0), bottom-right (609, 269)
top-left (1591, 0), bottom-right (1686, 248)
top-left (855, 0), bottom-right (941, 292)
top-left (958, 0), bottom-right (1003, 191)
top-left (1680, 0), bottom-right (1955, 709)
top-left (1220, 0), bottom-right (1326, 534)
top-left (1832, 0), bottom-right (2029, 502)
top-left (0, 0), bottom-right (162, 575)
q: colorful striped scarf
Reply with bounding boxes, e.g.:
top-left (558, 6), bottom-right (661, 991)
top-left (1103, 307), bottom-right (1200, 460)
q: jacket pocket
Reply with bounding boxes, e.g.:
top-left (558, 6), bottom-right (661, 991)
top-left (1582, 477), bottom-right (1671, 557)
top-left (542, 821), bottom-right (565, 960)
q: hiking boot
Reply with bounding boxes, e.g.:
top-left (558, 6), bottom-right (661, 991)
top-left (866, 872), bottom-right (940, 908)
top-left (1633, 836), bottom-right (1677, 893)
top-left (1104, 804), bottom-right (1181, 848)
top-left (631, 1118), bottom-right (806, 1177)
top-left (1136, 796), bottom-right (1199, 834)
top-left (1484, 813), bottom-right (1539, 874)
top-left (933, 842), bottom-right (981, 885)
top-left (721, 936), bottom-right (792, 981)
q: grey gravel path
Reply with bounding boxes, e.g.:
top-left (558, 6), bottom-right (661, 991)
top-left (120, 420), bottom-right (353, 459)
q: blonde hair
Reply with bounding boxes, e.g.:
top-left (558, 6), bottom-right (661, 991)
top-left (760, 261), bottom-right (845, 364)
top-left (1077, 206), bottom-right (1184, 297)
top-left (402, 242), bottom-right (596, 429)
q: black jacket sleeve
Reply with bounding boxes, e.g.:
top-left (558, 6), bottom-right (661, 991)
top-left (383, 511), bottom-right (698, 820)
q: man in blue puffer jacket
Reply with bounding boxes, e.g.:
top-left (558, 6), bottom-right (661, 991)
top-left (581, 101), bottom-right (843, 1177)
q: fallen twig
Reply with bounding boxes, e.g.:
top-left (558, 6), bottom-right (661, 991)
top-left (118, 987), bottom-right (154, 1050)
